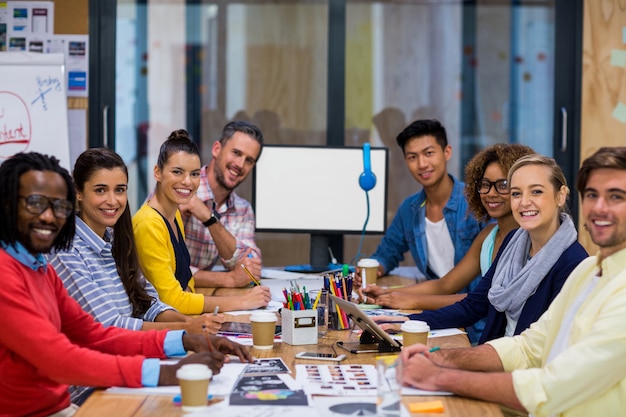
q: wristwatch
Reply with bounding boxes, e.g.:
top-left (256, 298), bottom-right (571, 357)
top-left (203, 211), bottom-right (220, 227)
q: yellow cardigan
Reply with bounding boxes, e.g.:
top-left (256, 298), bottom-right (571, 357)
top-left (132, 204), bottom-right (204, 314)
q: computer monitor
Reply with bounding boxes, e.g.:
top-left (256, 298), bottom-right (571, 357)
top-left (252, 145), bottom-right (388, 269)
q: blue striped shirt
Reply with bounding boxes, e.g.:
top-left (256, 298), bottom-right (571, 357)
top-left (50, 216), bottom-right (176, 330)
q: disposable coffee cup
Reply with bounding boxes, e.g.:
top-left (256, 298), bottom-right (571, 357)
top-left (358, 258), bottom-right (380, 288)
top-left (250, 311), bottom-right (277, 350)
top-left (401, 320), bottom-right (430, 347)
top-left (176, 364), bottom-right (212, 412)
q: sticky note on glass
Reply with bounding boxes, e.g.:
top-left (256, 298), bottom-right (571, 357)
top-left (408, 400), bottom-right (445, 413)
top-left (611, 49), bottom-right (626, 67)
top-left (612, 102), bottom-right (626, 123)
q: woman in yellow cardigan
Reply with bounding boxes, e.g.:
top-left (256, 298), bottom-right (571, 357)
top-left (133, 129), bottom-right (271, 314)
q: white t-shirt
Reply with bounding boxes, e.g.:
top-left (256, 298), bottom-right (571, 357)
top-left (425, 217), bottom-right (455, 278)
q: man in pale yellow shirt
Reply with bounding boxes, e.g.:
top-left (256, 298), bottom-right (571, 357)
top-left (398, 147), bottom-right (626, 417)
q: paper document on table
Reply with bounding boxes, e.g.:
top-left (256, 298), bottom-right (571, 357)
top-left (225, 300), bottom-right (284, 315)
top-left (385, 367), bottom-right (452, 396)
top-left (391, 327), bottom-right (466, 342)
top-left (312, 396), bottom-right (411, 417)
top-left (261, 268), bottom-right (324, 280)
top-left (224, 334), bottom-right (283, 346)
top-left (105, 362), bottom-right (247, 397)
top-left (262, 276), bottom-right (324, 303)
top-left (401, 386), bottom-right (453, 396)
top-left (196, 401), bottom-right (319, 417)
top-left (428, 328), bottom-right (466, 338)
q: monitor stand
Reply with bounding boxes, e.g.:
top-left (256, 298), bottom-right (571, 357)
top-left (284, 233), bottom-right (343, 273)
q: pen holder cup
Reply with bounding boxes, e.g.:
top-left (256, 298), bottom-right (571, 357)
top-left (281, 309), bottom-right (318, 345)
top-left (328, 298), bottom-right (353, 330)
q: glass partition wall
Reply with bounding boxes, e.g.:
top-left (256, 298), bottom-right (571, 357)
top-left (106, 0), bottom-right (577, 267)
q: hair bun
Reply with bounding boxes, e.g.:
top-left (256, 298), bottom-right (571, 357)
top-left (168, 129), bottom-right (190, 141)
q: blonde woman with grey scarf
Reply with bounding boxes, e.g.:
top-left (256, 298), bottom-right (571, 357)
top-left (379, 155), bottom-right (588, 344)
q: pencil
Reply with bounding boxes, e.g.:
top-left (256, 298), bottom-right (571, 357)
top-left (312, 289), bottom-right (323, 310)
top-left (241, 263), bottom-right (262, 286)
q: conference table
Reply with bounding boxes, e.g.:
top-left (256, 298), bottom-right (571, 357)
top-left (74, 275), bottom-right (504, 417)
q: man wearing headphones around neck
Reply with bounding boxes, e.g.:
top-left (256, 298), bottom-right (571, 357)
top-left (357, 119), bottom-right (485, 342)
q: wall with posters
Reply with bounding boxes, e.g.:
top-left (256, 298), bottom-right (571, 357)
top-left (0, 0), bottom-right (88, 165)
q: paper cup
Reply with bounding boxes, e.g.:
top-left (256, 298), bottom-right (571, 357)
top-left (401, 320), bottom-right (430, 347)
top-left (358, 258), bottom-right (380, 288)
top-left (250, 311), bottom-right (277, 349)
top-left (176, 364), bottom-right (212, 412)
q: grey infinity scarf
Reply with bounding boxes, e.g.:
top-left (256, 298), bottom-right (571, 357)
top-left (488, 213), bottom-right (577, 322)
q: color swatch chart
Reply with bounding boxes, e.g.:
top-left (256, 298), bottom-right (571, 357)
top-left (295, 364), bottom-right (378, 396)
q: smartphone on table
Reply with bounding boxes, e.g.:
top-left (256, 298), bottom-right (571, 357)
top-left (295, 352), bottom-right (346, 362)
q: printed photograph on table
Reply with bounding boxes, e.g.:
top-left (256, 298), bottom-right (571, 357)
top-left (243, 358), bottom-right (291, 376)
top-left (229, 375), bottom-right (309, 406)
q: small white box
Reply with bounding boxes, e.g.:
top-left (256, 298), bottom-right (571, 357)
top-left (281, 309), bottom-right (318, 345)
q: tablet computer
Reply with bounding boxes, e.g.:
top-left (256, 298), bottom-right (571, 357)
top-left (329, 295), bottom-right (402, 353)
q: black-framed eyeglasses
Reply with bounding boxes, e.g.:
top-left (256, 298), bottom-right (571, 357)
top-left (18, 194), bottom-right (74, 218)
top-left (475, 179), bottom-right (509, 195)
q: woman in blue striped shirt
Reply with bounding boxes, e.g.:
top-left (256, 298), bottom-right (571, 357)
top-left (50, 148), bottom-right (223, 335)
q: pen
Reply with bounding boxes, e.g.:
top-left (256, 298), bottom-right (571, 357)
top-left (426, 346), bottom-right (440, 354)
top-left (213, 306), bottom-right (219, 316)
top-left (241, 263), bottom-right (262, 286)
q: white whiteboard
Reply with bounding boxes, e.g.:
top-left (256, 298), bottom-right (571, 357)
top-left (0, 52), bottom-right (70, 169)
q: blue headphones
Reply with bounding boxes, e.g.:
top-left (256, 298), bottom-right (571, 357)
top-left (359, 143), bottom-right (377, 192)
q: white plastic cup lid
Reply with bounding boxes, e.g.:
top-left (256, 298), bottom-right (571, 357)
top-left (358, 258), bottom-right (380, 268)
top-left (176, 364), bottom-right (212, 380)
top-left (401, 320), bottom-right (430, 333)
top-left (250, 311), bottom-right (278, 323)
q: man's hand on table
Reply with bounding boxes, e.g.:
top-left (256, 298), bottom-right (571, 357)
top-left (158, 333), bottom-right (255, 385)
top-left (182, 333), bottom-right (254, 362)
top-left (398, 343), bottom-right (443, 391)
top-left (228, 252), bottom-right (262, 287)
top-left (158, 351), bottom-right (226, 385)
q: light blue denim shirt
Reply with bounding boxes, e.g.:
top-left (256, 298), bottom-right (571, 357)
top-left (370, 175), bottom-right (486, 343)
